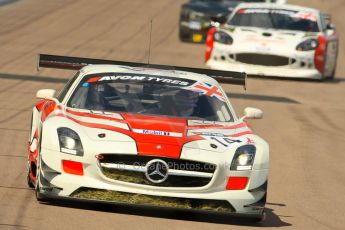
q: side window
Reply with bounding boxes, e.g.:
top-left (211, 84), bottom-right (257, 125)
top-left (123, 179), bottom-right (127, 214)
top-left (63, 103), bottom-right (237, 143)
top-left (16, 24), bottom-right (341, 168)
top-left (57, 71), bottom-right (80, 102)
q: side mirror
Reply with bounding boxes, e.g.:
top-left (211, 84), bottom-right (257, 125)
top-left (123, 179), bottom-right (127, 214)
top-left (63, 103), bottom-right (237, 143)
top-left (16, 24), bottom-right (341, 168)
top-left (326, 23), bottom-right (336, 36)
top-left (326, 23), bottom-right (336, 31)
top-left (272, 0), bottom-right (287, 4)
top-left (36, 89), bottom-right (57, 100)
top-left (241, 107), bottom-right (263, 120)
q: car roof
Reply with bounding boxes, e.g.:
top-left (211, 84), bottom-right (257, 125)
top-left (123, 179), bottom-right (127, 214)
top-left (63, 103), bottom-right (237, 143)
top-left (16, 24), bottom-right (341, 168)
top-left (79, 64), bottom-right (220, 85)
top-left (235, 3), bottom-right (320, 14)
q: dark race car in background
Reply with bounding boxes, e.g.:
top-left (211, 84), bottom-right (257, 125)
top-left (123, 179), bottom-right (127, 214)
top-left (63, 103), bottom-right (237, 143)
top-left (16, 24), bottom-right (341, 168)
top-left (179, 0), bottom-right (286, 43)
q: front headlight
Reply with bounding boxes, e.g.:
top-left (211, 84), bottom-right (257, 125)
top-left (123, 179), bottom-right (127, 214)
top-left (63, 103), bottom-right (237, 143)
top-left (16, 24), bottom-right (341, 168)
top-left (190, 10), bottom-right (205, 21)
top-left (214, 31), bottom-right (233, 45)
top-left (230, 145), bottom-right (256, 170)
top-left (180, 7), bottom-right (191, 21)
top-left (296, 39), bottom-right (318, 51)
top-left (57, 127), bottom-right (83, 156)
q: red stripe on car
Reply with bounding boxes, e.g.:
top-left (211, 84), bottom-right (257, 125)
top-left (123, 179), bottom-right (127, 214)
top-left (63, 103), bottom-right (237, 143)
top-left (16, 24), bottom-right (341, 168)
top-left (66, 108), bottom-right (125, 123)
top-left (56, 113), bottom-right (132, 135)
top-left (41, 101), bottom-right (59, 122)
top-left (189, 122), bottom-right (247, 130)
top-left (35, 99), bottom-right (47, 111)
top-left (58, 111), bottom-right (255, 158)
top-left (87, 76), bottom-right (101, 83)
top-left (230, 131), bottom-right (254, 137)
top-left (122, 114), bottom-right (202, 158)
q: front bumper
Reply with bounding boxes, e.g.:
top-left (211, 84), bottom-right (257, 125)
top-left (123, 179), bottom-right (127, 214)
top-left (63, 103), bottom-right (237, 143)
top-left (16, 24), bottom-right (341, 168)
top-left (40, 193), bottom-right (266, 220)
top-left (39, 147), bottom-right (268, 216)
top-left (206, 59), bottom-right (322, 79)
top-left (207, 45), bottom-right (322, 79)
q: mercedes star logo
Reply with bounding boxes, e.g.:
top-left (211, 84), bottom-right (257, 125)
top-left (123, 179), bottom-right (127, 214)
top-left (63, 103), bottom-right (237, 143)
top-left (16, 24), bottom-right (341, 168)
top-left (145, 159), bottom-right (169, 183)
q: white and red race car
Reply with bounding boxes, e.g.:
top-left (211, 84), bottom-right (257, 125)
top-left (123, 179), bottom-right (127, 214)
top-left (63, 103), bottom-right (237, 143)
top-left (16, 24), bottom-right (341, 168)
top-left (28, 54), bottom-right (269, 221)
top-left (205, 3), bottom-right (339, 80)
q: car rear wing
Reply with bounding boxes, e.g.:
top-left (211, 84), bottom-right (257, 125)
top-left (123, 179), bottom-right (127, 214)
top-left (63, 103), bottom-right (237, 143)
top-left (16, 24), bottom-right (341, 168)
top-left (38, 54), bottom-right (247, 89)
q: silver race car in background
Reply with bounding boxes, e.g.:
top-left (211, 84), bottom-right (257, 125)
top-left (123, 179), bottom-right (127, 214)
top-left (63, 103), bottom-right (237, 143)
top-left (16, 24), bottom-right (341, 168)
top-left (205, 3), bottom-right (339, 80)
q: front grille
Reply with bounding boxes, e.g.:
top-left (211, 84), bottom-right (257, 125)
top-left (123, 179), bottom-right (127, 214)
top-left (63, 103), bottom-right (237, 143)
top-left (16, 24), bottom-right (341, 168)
top-left (72, 188), bottom-right (235, 213)
top-left (100, 154), bottom-right (216, 173)
top-left (98, 154), bottom-right (216, 188)
top-left (236, 53), bottom-right (292, 66)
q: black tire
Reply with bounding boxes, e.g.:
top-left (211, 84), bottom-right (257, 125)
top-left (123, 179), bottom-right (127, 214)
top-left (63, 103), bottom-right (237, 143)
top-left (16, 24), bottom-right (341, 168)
top-left (320, 68), bottom-right (336, 81)
top-left (179, 27), bottom-right (195, 43)
top-left (179, 32), bottom-right (190, 43)
top-left (328, 65), bottom-right (336, 80)
top-left (35, 187), bottom-right (47, 202)
top-left (27, 172), bottom-right (35, 189)
top-left (35, 176), bottom-right (48, 202)
top-left (27, 114), bottom-right (35, 189)
top-left (329, 45), bottom-right (339, 80)
top-left (27, 161), bottom-right (35, 189)
top-left (248, 210), bottom-right (266, 223)
top-left (35, 156), bottom-right (48, 202)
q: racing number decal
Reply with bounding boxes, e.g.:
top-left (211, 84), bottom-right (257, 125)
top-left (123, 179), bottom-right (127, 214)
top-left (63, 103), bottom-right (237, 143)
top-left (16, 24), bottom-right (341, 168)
top-left (210, 137), bottom-right (241, 147)
top-left (207, 136), bottom-right (244, 148)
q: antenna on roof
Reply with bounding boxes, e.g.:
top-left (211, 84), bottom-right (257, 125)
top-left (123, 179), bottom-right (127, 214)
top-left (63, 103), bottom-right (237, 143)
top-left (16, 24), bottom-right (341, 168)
top-left (147, 19), bottom-right (153, 64)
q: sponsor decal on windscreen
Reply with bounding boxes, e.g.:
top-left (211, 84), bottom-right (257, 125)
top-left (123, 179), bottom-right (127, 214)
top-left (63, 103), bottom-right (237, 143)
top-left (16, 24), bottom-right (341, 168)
top-left (85, 73), bottom-right (195, 86)
top-left (237, 8), bottom-right (317, 21)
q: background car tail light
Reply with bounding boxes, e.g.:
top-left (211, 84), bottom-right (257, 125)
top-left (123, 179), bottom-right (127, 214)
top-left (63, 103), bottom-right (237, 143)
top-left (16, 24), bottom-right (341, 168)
top-left (62, 160), bottom-right (84, 175)
top-left (205, 27), bottom-right (216, 62)
top-left (314, 35), bottom-right (327, 74)
top-left (226, 176), bottom-right (248, 190)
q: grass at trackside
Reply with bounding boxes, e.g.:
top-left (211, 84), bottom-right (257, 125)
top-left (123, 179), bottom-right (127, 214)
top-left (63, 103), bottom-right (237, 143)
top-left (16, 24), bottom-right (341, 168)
top-left (72, 189), bottom-right (232, 212)
top-left (101, 168), bottom-right (210, 187)
top-left (102, 168), bottom-right (150, 185)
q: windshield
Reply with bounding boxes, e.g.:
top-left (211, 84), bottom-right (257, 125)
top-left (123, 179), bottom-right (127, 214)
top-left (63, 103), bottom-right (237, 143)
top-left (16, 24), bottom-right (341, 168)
top-left (67, 73), bottom-right (234, 122)
top-left (228, 8), bottom-right (319, 32)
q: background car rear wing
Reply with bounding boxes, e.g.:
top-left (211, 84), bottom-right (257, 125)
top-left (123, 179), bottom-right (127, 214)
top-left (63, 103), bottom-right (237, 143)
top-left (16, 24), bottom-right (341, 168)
top-left (38, 54), bottom-right (247, 89)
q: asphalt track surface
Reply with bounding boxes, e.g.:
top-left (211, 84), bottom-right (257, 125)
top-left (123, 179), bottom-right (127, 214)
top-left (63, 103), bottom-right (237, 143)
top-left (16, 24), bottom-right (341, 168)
top-left (0, 0), bottom-right (344, 229)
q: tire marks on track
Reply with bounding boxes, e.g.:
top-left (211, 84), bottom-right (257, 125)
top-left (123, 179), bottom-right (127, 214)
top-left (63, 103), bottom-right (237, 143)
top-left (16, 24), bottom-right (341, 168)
top-left (0, 223), bottom-right (26, 229)
top-left (311, 107), bottom-right (344, 132)
top-left (287, 105), bottom-right (345, 230)
top-left (0, 0), bottom-right (120, 69)
top-left (0, 155), bottom-right (26, 158)
top-left (102, 0), bottom-right (177, 60)
top-left (0, 105), bottom-right (32, 124)
top-left (64, 0), bottom-right (147, 56)
top-left (0, 153), bottom-right (32, 228)
top-left (0, 0), bottom-right (77, 42)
